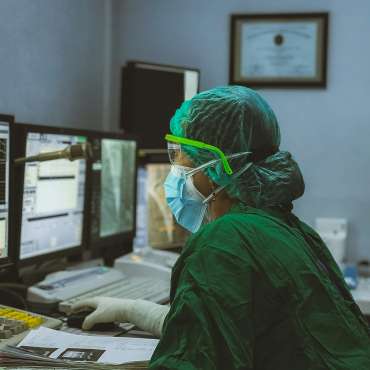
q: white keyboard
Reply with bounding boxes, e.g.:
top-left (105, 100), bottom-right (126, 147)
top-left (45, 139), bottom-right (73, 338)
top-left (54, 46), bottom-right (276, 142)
top-left (29, 250), bottom-right (178, 314)
top-left (59, 277), bottom-right (169, 314)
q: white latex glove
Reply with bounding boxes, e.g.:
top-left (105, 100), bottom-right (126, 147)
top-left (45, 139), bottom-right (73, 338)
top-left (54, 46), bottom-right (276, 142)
top-left (71, 297), bottom-right (170, 337)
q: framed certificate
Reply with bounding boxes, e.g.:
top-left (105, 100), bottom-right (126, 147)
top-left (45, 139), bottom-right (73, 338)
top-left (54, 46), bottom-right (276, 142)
top-left (230, 13), bottom-right (329, 87)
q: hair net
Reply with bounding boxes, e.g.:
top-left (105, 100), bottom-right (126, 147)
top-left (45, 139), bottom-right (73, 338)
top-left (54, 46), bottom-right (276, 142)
top-left (169, 86), bottom-right (305, 208)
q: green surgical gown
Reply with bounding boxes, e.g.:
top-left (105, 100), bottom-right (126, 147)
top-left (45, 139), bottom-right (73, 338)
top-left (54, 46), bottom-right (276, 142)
top-left (149, 204), bottom-right (370, 370)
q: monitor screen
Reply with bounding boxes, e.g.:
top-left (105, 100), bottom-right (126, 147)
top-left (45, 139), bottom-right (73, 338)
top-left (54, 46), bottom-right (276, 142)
top-left (134, 164), bottom-right (189, 250)
top-left (19, 132), bottom-right (87, 260)
top-left (90, 136), bottom-right (137, 245)
top-left (0, 121), bottom-right (9, 262)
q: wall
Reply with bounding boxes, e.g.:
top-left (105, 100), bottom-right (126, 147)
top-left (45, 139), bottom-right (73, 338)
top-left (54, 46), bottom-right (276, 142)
top-left (113, 0), bottom-right (370, 261)
top-left (0, 0), bottom-right (110, 130)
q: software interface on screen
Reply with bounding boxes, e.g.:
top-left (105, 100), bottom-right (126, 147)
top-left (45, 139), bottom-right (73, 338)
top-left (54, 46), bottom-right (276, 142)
top-left (90, 138), bottom-right (136, 243)
top-left (0, 122), bottom-right (9, 260)
top-left (20, 133), bottom-right (87, 260)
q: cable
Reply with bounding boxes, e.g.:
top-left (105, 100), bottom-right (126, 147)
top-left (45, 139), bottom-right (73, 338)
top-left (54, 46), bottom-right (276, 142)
top-left (0, 287), bottom-right (28, 310)
top-left (0, 283), bottom-right (28, 293)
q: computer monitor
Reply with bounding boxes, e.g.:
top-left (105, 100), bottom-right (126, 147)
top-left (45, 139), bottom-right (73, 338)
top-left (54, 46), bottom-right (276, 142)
top-left (0, 115), bottom-right (12, 272)
top-left (134, 163), bottom-right (189, 251)
top-left (87, 131), bottom-right (137, 262)
top-left (121, 61), bottom-right (200, 150)
top-left (14, 124), bottom-right (88, 264)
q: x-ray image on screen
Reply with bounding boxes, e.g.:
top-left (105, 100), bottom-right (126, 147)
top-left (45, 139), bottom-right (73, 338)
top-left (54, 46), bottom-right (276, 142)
top-left (89, 136), bottom-right (136, 246)
top-left (100, 139), bottom-right (136, 238)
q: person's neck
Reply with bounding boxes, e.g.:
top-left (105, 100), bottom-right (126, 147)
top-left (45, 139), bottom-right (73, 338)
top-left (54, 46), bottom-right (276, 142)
top-left (210, 194), bottom-right (236, 219)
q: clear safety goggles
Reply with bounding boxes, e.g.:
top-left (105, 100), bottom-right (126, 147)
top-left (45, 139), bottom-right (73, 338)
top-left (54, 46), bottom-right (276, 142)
top-left (170, 154), bottom-right (253, 205)
top-left (170, 151), bottom-right (251, 178)
top-left (166, 134), bottom-right (251, 175)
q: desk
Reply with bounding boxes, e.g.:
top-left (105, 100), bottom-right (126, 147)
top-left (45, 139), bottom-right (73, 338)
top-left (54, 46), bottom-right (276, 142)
top-left (351, 278), bottom-right (370, 316)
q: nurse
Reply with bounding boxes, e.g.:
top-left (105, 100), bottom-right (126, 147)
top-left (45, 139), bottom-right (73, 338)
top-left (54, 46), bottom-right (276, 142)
top-left (73, 86), bottom-right (370, 369)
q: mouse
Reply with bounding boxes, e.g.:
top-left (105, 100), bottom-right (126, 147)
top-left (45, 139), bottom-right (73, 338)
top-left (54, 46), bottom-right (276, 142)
top-left (67, 310), bottom-right (117, 331)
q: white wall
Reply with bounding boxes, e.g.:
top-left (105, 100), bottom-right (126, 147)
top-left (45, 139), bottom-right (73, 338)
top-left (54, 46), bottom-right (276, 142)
top-left (0, 0), bottom-right (110, 130)
top-left (113, 0), bottom-right (370, 261)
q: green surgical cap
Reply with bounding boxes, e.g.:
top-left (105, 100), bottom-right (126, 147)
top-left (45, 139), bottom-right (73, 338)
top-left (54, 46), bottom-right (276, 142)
top-left (170, 86), bottom-right (305, 208)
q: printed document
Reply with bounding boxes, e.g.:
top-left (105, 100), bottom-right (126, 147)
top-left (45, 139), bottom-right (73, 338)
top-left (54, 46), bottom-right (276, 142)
top-left (16, 327), bottom-right (158, 365)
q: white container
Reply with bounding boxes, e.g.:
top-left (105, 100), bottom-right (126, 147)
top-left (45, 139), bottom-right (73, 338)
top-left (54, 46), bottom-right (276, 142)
top-left (315, 218), bottom-right (348, 264)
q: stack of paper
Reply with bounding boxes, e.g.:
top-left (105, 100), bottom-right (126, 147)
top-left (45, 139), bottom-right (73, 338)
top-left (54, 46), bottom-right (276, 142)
top-left (0, 327), bottom-right (158, 369)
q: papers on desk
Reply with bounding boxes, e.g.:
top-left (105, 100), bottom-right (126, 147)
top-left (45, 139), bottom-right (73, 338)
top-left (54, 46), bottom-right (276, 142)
top-left (0, 326), bottom-right (158, 369)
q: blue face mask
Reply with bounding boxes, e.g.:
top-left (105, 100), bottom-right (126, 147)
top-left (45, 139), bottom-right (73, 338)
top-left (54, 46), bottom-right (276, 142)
top-left (164, 166), bottom-right (211, 233)
top-left (164, 155), bottom-right (253, 234)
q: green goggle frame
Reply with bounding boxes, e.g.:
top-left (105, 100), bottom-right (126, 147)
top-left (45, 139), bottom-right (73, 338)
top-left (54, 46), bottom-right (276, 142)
top-left (165, 134), bottom-right (233, 175)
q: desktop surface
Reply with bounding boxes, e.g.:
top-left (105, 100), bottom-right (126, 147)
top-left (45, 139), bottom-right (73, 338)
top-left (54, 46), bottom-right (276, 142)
top-left (351, 277), bottom-right (370, 316)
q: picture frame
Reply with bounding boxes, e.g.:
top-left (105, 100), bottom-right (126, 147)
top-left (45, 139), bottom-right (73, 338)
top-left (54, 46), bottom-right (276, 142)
top-left (230, 13), bottom-right (329, 88)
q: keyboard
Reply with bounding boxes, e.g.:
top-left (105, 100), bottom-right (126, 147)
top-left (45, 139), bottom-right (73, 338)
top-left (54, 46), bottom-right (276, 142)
top-left (118, 248), bottom-right (179, 269)
top-left (59, 277), bottom-right (169, 314)
top-left (28, 251), bottom-right (177, 313)
top-left (0, 304), bottom-right (62, 349)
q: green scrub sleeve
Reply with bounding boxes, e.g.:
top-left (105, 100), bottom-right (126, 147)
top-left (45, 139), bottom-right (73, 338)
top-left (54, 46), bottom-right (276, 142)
top-left (149, 246), bottom-right (255, 370)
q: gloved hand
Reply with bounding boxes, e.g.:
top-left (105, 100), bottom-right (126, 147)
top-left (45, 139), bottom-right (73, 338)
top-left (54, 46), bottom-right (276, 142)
top-left (71, 297), bottom-right (170, 337)
top-left (71, 297), bottom-right (135, 331)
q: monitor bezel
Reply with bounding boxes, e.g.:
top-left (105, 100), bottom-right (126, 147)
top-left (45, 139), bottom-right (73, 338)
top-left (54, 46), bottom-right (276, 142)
top-left (126, 60), bottom-right (201, 81)
top-left (0, 114), bottom-right (14, 274)
top-left (13, 122), bottom-right (90, 267)
top-left (85, 129), bottom-right (138, 264)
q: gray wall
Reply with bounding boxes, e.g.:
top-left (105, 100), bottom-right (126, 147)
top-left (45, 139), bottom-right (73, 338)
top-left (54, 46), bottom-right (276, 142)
top-left (0, 0), bottom-right (109, 130)
top-left (113, 0), bottom-right (370, 261)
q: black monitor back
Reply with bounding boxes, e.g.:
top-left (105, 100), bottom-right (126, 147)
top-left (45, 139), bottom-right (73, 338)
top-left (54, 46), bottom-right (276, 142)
top-left (121, 61), bottom-right (200, 150)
